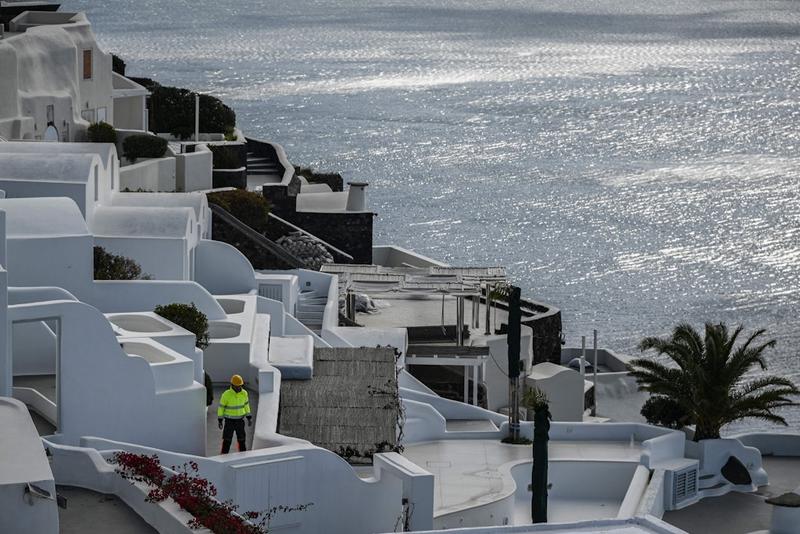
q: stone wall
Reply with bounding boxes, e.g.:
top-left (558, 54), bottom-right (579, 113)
top-left (489, 296), bottom-right (563, 365)
top-left (286, 210), bottom-right (374, 264)
top-left (521, 302), bottom-right (563, 365)
top-left (212, 168), bottom-right (246, 189)
top-left (267, 190), bottom-right (374, 264)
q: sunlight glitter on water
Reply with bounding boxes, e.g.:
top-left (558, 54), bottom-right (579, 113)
top-left (64, 0), bottom-right (800, 432)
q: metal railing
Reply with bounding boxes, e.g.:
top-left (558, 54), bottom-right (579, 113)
top-left (208, 203), bottom-right (307, 269)
top-left (267, 212), bottom-right (354, 262)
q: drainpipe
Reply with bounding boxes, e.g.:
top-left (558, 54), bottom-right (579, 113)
top-left (346, 182), bottom-right (368, 211)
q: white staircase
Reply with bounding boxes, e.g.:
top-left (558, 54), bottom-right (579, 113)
top-left (296, 289), bottom-right (327, 334)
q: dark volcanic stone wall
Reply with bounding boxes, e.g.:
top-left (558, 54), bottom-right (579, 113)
top-left (286, 211), bottom-right (374, 264)
top-left (522, 303), bottom-right (563, 365)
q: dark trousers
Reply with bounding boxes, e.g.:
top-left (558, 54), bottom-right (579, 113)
top-left (221, 418), bottom-right (246, 454)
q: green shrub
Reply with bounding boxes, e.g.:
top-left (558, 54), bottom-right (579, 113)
top-left (147, 84), bottom-right (235, 139)
top-left (128, 77), bottom-right (160, 92)
top-left (208, 145), bottom-right (241, 170)
top-left (640, 396), bottom-right (690, 430)
top-left (207, 189), bottom-right (270, 233)
top-left (112, 54), bottom-right (126, 76)
top-left (93, 246), bottom-right (149, 280)
top-left (224, 126), bottom-right (238, 142)
top-left (87, 122), bottom-right (117, 144)
top-left (154, 303), bottom-right (209, 350)
top-left (123, 134), bottom-right (167, 162)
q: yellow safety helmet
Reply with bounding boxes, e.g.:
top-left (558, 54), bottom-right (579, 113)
top-left (230, 374), bottom-right (244, 387)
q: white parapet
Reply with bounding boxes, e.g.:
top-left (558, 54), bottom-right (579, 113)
top-left (0, 397), bottom-right (59, 534)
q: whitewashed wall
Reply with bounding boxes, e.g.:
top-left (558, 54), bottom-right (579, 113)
top-left (119, 157), bottom-right (176, 192)
top-left (10, 300), bottom-right (206, 454)
top-left (194, 239), bottom-right (256, 295)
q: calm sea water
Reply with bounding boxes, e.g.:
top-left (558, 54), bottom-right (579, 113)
top-left (65, 0), bottom-right (800, 432)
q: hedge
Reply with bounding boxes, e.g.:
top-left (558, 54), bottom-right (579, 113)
top-left (87, 122), bottom-right (117, 144)
top-left (112, 54), bottom-right (126, 76)
top-left (154, 303), bottom-right (209, 350)
top-left (145, 83), bottom-right (236, 139)
top-left (208, 145), bottom-right (241, 170)
top-left (640, 396), bottom-right (689, 430)
top-left (123, 134), bottom-right (167, 162)
top-left (207, 189), bottom-right (270, 233)
top-left (93, 246), bottom-right (148, 280)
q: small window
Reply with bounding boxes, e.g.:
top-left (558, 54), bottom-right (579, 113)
top-left (82, 49), bottom-right (93, 80)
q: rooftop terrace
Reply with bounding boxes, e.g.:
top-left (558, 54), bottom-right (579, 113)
top-left (403, 438), bottom-right (644, 518)
top-left (663, 455), bottom-right (800, 534)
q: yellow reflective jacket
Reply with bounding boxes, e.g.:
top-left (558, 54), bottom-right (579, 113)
top-left (217, 388), bottom-right (251, 419)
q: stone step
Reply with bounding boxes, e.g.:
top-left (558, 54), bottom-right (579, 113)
top-left (297, 303), bottom-right (326, 312)
top-left (249, 165), bottom-right (279, 172)
top-left (247, 173), bottom-right (281, 182)
top-left (298, 299), bottom-right (326, 307)
top-left (297, 314), bottom-right (325, 322)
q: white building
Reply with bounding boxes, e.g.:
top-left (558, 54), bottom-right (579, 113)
top-left (0, 9), bottom-right (798, 534)
top-left (0, 11), bottom-right (115, 141)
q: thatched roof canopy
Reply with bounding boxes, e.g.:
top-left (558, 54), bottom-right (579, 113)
top-left (278, 347), bottom-right (400, 463)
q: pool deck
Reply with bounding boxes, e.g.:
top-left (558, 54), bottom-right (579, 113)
top-left (403, 438), bottom-right (643, 516)
top-left (663, 456), bottom-right (800, 534)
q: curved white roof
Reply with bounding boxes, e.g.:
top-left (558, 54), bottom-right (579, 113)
top-left (110, 192), bottom-right (208, 220)
top-left (528, 361), bottom-right (575, 380)
top-left (0, 142), bottom-right (117, 173)
top-left (93, 206), bottom-right (195, 238)
top-left (0, 197), bottom-right (89, 237)
top-left (0, 152), bottom-right (100, 183)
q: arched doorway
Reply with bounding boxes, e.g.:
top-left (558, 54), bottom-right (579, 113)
top-left (43, 124), bottom-right (59, 142)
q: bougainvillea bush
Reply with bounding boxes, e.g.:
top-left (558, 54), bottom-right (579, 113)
top-left (113, 452), bottom-right (310, 534)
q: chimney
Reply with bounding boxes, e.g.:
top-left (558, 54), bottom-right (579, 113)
top-left (346, 181), bottom-right (368, 211)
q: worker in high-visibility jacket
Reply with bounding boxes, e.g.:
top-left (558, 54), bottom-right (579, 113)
top-left (217, 374), bottom-right (252, 453)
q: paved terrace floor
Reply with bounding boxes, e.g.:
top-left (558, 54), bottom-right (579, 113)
top-left (14, 377), bottom-right (260, 456)
top-left (403, 439), bottom-right (643, 516)
top-left (206, 385), bottom-right (258, 456)
top-left (664, 456), bottom-right (800, 534)
top-left (58, 486), bottom-right (155, 534)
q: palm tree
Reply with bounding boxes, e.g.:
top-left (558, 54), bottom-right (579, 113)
top-left (628, 322), bottom-right (800, 441)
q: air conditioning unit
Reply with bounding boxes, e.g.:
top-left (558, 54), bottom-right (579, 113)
top-left (664, 460), bottom-right (700, 510)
